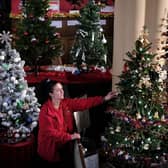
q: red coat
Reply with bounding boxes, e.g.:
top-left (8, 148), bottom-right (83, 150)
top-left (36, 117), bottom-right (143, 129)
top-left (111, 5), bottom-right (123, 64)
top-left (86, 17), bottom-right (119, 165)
top-left (37, 96), bottom-right (103, 162)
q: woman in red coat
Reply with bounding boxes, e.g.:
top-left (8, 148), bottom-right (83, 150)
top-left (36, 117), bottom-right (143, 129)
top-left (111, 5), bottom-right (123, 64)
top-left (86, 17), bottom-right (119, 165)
top-left (37, 79), bottom-right (116, 168)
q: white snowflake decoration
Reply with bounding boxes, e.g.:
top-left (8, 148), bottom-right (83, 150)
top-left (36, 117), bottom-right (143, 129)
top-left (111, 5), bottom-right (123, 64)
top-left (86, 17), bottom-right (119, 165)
top-left (0, 31), bottom-right (13, 45)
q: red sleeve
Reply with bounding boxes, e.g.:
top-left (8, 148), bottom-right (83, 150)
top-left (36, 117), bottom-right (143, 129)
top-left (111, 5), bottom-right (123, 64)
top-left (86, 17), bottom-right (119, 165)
top-left (64, 96), bottom-right (104, 112)
top-left (39, 104), bottom-right (72, 147)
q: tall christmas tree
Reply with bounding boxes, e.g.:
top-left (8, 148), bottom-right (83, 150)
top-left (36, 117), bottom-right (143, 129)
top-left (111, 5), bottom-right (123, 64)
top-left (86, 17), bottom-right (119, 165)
top-left (0, 31), bottom-right (40, 143)
top-left (103, 28), bottom-right (168, 167)
top-left (70, 0), bottom-right (108, 70)
top-left (14, 0), bottom-right (62, 73)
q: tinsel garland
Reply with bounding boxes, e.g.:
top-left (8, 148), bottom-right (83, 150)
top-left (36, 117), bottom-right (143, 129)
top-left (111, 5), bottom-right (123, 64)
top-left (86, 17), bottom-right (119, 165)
top-left (102, 107), bottom-right (168, 167)
top-left (10, 12), bottom-right (113, 19)
top-left (108, 108), bottom-right (168, 128)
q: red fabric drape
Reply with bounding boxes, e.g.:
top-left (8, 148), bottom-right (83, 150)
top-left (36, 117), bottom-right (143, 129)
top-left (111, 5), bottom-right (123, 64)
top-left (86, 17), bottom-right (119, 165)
top-left (11, 0), bottom-right (21, 15)
top-left (25, 66), bottom-right (112, 84)
top-left (0, 134), bottom-right (35, 168)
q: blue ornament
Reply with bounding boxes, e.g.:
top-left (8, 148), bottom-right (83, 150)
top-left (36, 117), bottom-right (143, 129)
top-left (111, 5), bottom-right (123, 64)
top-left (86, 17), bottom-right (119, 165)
top-left (72, 69), bottom-right (80, 75)
top-left (26, 117), bottom-right (32, 123)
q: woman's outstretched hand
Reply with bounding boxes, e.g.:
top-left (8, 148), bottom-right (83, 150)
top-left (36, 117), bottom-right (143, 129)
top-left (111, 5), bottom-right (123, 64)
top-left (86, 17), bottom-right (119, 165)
top-left (104, 91), bottom-right (118, 102)
top-left (71, 132), bottom-right (81, 140)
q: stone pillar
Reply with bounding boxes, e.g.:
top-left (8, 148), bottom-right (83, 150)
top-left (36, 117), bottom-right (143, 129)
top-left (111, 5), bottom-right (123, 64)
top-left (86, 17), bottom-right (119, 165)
top-left (112, 0), bottom-right (146, 91)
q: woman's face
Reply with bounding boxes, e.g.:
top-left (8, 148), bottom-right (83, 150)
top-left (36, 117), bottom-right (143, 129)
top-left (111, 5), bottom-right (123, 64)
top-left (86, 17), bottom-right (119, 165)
top-left (49, 83), bottom-right (64, 100)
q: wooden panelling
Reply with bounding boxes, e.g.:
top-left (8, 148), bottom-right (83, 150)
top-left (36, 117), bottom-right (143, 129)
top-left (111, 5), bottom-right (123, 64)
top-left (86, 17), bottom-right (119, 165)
top-left (12, 16), bottom-right (114, 65)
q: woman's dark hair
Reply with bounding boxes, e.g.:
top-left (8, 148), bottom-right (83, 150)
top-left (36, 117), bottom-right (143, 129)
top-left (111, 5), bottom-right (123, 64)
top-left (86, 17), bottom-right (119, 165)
top-left (38, 78), bottom-right (58, 104)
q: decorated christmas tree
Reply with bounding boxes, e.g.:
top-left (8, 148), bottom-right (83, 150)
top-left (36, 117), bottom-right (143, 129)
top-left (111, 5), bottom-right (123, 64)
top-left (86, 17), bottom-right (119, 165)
top-left (14, 0), bottom-right (62, 73)
top-left (0, 31), bottom-right (40, 144)
top-left (103, 28), bottom-right (168, 167)
top-left (70, 0), bottom-right (108, 70)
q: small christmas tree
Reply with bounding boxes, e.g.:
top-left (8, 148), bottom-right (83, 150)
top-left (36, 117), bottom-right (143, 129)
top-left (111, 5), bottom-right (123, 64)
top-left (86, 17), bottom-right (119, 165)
top-left (0, 31), bottom-right (40, 143)
top-left (70, 0), bottom-right (108, 70)
top-left (104, 27), bottom-right (168, 167)
top-left (15, 0), bottom-right (62, 73)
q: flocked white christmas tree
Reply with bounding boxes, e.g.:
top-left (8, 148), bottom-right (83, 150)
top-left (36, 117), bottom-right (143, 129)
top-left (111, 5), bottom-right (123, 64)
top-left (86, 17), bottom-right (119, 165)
top-left (155, 9), bottom-right (168, 103)
top-left (0, 31), bottom-right (40, 143)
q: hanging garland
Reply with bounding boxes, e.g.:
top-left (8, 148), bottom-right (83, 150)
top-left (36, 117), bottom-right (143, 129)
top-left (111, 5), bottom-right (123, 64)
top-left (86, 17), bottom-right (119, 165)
top-left (10, 12), bottom-right (113, 19)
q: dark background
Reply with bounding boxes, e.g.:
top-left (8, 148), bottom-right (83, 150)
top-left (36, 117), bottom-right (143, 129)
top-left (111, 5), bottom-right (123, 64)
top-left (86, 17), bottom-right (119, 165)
top-left (0, 0), bottom-right (11, 32)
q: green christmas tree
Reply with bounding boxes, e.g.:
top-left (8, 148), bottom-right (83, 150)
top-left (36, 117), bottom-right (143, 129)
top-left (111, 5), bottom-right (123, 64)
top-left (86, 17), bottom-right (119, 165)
top-left (15, 0), bottom-right (62, 73)
top-left (70, 0), bottom-right (108, 70)
top-left (0, 31), bottom-right (40, 143)
top-left (104, 28), bottom-right (168, 167)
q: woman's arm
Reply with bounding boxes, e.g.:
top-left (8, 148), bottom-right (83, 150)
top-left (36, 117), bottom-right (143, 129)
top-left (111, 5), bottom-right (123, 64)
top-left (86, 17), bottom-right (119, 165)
top-left (64, 91), bottom-right (117, 112)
